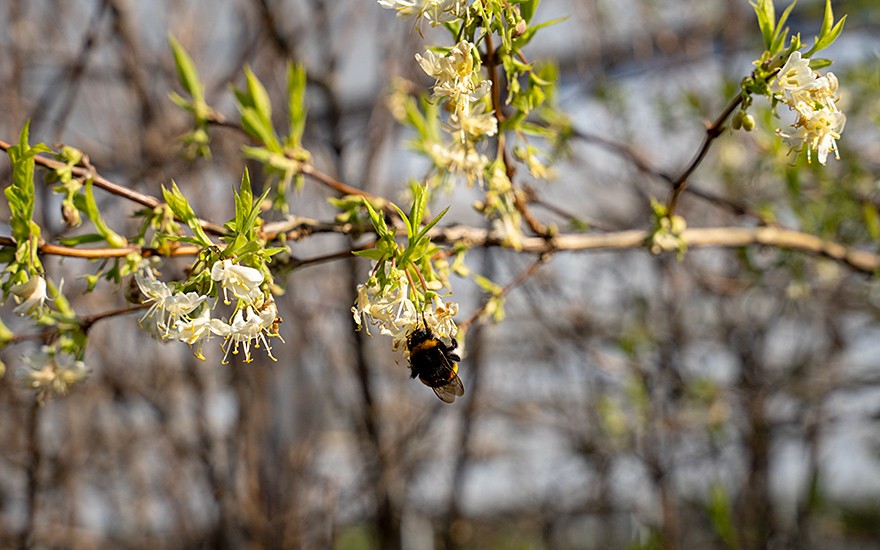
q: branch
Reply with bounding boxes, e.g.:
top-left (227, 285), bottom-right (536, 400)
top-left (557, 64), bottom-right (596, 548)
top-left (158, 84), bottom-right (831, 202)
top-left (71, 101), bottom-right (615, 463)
top-left (667, 94), bottom-right (743, 216)
top-left (571, 128), bottom-right (749, 214)
top-left (0, 235), bottom-right (200, 259)
top-left (459, 255), bottom-right (548, 334)
top-left (3, 219), bottom-right (875, 274)
top-left (0, 138), bottom-right (227, 236)
top-left (299, 163), bottom-right (383, 204)
top-left (430, 225), bottom-right (880, 274)
top-left (9, 305), bottom-right (146, 346)
top-left (484, 33), bottom-right (549, 237)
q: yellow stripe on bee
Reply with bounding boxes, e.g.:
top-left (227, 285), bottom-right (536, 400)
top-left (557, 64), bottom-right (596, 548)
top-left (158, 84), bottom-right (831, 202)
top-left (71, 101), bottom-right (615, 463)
top-left (411, 340), bottom-right (439, 353)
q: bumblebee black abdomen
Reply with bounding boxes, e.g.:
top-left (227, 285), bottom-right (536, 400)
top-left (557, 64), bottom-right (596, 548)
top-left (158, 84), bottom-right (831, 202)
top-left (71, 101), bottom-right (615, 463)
top-left (406, 327), bottom-right (465, 403)
top-left (411, 347), bottom-right (457, 387)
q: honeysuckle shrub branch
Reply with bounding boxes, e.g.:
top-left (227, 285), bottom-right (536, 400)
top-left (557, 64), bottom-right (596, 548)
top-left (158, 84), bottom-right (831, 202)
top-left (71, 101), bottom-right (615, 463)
top-left (0, 0), bottom-right (864, 403)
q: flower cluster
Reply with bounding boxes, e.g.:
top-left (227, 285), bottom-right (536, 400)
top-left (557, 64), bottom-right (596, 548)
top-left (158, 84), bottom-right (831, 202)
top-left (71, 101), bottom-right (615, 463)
top-left (136, 261), bottom-right (281, 363)
top-left (771, 51), bottom-right (846, 165)
top-left (352, 271), bottom-right (459, 359)
top-left (417, 40), bottom-right (496, 184)
top-left (378, 0), bottom-right (467, 28)
top-left (17, 346), bottom-right (89, 404)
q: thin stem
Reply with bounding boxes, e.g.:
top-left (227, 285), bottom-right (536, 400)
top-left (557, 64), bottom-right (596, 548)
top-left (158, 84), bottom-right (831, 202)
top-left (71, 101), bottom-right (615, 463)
top-left (666, 94), bottom-right (744, 216)
top-left (0, 139), bottom-right (227, 236)
top-left (0, 236), bottom-right (202, 260)
top-left (459, 255), bottom-right (548, 334)
top-left (430, 224), bottom-right (880, 275)
top-left (570, 128), bottom-right (759, 219)
top-left (483, 32), bottom-right (548, 237)
top-left (10, 305), bottom-right (147, 345)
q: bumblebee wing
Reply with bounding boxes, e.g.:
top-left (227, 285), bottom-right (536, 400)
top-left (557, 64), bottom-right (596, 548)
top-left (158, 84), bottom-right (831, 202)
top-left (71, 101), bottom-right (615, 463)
top-left (432, 372), bottom-right (465, 404)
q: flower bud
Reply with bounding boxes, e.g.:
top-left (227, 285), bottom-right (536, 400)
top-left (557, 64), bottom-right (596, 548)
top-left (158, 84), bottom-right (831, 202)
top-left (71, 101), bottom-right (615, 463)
top-left (62, 201), bottom-right (81, 228)
top-left (106, 234), bottom-right (128, 248)
top-left (61, 145), bottom-right (83, 165)
top-left (731, 111), bottom-right (744, 130)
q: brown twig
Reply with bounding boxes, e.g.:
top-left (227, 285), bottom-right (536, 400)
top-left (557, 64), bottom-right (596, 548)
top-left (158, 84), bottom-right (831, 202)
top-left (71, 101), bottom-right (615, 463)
top-left (430, 225), bottom-right (880, 274)
top-left (483, 33), bottom-right (549, 237)
top-left (2, 219), bottom-right (876, 275)
top-left (299, 163), bottom-right (383, 203)
top-left (459, 254), bottom-right (549, 334)
top-left (666, 94), bottom-right (743, 216)
top-left (0, 236), bottom-right (202, 259)
top-left (568, 128), bottom-right (758, 219)
top-left (9, 305), bottom-right (147, 345)
top-left (0, 139), bottom-right (227, 236)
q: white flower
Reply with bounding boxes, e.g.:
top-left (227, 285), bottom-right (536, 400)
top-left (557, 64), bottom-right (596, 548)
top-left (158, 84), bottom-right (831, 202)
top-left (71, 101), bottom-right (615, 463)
top-left (778, 107), bottom-right (846, 165)
top-left (135, 268), bottom-right (206, 335)
top-left (429, 140), bottom-right (489, 185)
top-left (11, 276), bottom-right (49, 317)
top-left (770, 51), bottom-right (814, 97)
top-left (210, 306), bottom-right (277, 363)
top-left (352, 275), bottom-right (418, 346)
top-left (258, 299), bottom-right (282, 338)
top-left (422, 300), bottom-right (459, 341)
top-left (136, 268), bottom-right (173, 320)
top-left (353, 271), bottom-right (461, 357)
top-left (163, 292), bottom-right (207, 333)
top-left (170, 307), bottom-right (213, 359)
top-left (416, 40), bottom-right (490, 112)
top-left (379, 0), bottom-right (467, 26)
top-left (771, 51), bottom-right (846, 164)
top-left (17, 346), bottom-right (89, 403)
top-left (444, 102), bottom-right (498, 138)
top-left (211, 259), bottom-right (264, 305)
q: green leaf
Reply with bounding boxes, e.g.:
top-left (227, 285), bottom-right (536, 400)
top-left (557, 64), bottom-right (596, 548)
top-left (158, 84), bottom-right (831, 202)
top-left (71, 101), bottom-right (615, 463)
top-left (264, 246), bottom-right (286, 257)
top-left (168, 92), bottom-right (193, 112)
top-left (808, 57), bottom-right (833, 70)
top-left (233, 67), bottom-right (281, 152)
top-left (394, 203), bottom-right (414, 240)
top-left (512, 16), bottom-right (567, 49)
top-left (362, 197), bottom-right (389, 237)
top-left (243, 65), bottom-right (272, 127)
top-left (808, 14), bottom-right (846, 56)
top-left (818, 0), bottom-right (834, 40)
top-left (240, 108), bottom-right (282, 152)
top-left (353, 249), bottom-right (388, 261)
top-left (72, 179), bottom-right (126, 246)
top-left (518, 0), bottom-right (540, 23)
top-left (770, 1), bottom-right (797, 53)
top-left (286, 63), bottom-right (308, 149)
top-left (161, 181), bottom-right (213, 247)
top-left (168, 34), bottom-right (204, 104)
top-left (233, 168), bottom-right (254, 234)
top-left (59, 233), bottom-right (107, 247)
top-left (750, 0), bottom-right (776, 50)
top-left (5, 121), bottom-right (51, 273)
top-left (416, 206), bottom-right (449, 243)
top-left (407, 184), bottom-right (427, 240)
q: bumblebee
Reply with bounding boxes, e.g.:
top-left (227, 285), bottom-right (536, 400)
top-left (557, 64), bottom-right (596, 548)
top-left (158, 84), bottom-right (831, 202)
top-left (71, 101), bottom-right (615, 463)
top-left (406, 327), bottom-right (465, 403)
